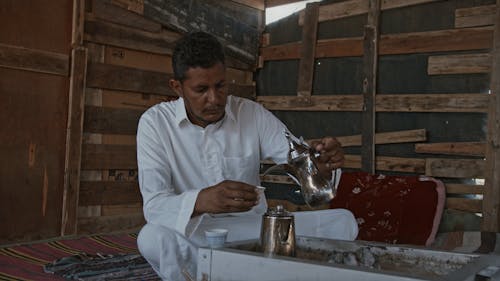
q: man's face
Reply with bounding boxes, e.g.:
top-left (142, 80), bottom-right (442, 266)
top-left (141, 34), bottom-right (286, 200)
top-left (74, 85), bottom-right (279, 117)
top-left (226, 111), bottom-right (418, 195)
top-left (170, 62), bottom-right (228, 128)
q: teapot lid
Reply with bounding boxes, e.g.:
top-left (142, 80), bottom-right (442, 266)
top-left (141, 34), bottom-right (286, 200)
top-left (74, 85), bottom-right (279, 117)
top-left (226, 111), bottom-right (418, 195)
top-left (265, 205), bottom-right (293, 217)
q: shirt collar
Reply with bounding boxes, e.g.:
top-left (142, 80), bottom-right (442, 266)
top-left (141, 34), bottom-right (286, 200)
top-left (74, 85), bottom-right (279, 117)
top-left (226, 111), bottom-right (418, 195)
top-left (175, 96), bottom-right (236, 127)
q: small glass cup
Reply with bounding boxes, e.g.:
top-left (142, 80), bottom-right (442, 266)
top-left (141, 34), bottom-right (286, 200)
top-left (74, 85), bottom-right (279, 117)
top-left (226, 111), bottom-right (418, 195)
top-left (204, 228), bottom-right (228, 248)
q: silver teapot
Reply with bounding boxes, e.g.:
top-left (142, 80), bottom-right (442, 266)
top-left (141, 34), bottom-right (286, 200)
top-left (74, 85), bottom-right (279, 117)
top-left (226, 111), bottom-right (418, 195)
top-left (263, 131), bottom-right (337, 208)
top-left (260, 205), bottom-right (296, 257)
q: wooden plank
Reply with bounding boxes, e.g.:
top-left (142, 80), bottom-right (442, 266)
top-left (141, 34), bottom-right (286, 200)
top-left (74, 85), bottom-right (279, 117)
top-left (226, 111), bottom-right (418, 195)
top-left (483, 1), bottom-right (500, 232)
top-left (446, 198), bottom-right (483, 213)
top-left (101, 203), bottom-right (142, 216)
top-left (86, 62), bottom-right (175, 95)
top-left (265, 0), bottom-right (304, 8)
top-left (72, 0), bottom-right (85, 46)
top-left (361, 0), bottom-right (380, 174)
top-left (298, 0), bottom-right (443, 25)
top-left (446, 183), bottom-right (484, 195)
top-left (0, 43), bottom-right (69, 76)
top-left (338, 129), bottom-right (426, 147)
top-left (375, 94), bottom-right (489, 113)
top-left (102, 90), bottom-right (176, 110)
top-left (84, 17), bottom-right (179, 55)
top-left (83, 105), bottom-right (143, 135)
top-left (261, 27), bottom-right (493, 61)
top-left (257, 94), bottom-right (488, 113)
top-left (81, 144), bottom-right (137, 169)
top-left (79, 181), bottom-right (141, 205)
top-left (91, 0), bottom-right (161, 32)
top-left (344, 155), bottom-right (426, 173)
top-left (256, 95), bottom-right (363, 111)
top-left (415, 142), bottom-right (485, 157)
top-left (61, 47), bottom-right (88, 236)
top-left (104, 46), bottom-right (172, 73)
top-left (78, 206), bottom-right (102, 218)
top-left (296, 2), bottom-right (319, 100)
top-left (77, 213), bottom-right (144, 234)
top-left (426, 158), bottom-right (486, 178)
top-left (455, 5), bottom-right (496, 28)
top-left (428, 53), bottom-right (492, 75)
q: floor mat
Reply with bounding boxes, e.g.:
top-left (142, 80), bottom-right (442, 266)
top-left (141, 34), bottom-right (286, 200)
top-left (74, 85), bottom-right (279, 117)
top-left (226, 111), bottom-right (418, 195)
top-left (0, 233), bottom-right (159, 280)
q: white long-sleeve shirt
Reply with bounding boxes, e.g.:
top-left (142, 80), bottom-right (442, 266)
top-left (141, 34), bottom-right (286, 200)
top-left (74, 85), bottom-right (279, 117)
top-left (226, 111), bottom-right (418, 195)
top-left (136, 95), bottom-right (290, 237)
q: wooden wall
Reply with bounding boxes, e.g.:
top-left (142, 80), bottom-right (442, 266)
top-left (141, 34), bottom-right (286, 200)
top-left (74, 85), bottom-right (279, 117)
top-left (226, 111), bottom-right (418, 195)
top-left (0, 1), bottom-right (73, 244)
top-left (258, 0), bottom-right (500, 233)
top-left (63, 0), bottom-right (264, 236)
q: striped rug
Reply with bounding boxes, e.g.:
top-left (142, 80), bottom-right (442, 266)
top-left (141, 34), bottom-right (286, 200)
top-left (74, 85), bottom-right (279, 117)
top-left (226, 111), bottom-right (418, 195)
top-left (0, 233), bottom-right (158, 281)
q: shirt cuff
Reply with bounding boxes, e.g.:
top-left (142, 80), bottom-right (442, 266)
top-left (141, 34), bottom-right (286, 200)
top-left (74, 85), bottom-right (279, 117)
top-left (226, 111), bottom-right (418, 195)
top-left (175, 189), bottom-right (201, 235)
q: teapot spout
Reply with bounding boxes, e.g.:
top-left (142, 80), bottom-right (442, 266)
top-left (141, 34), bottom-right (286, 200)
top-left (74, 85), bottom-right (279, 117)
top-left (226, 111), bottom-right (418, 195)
top-left (263, 164), bottom-right (301, 187)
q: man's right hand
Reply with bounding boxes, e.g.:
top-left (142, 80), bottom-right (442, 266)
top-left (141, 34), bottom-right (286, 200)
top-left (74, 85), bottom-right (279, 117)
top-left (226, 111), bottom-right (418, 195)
top-left (193, 180), bottom-right (259, 216)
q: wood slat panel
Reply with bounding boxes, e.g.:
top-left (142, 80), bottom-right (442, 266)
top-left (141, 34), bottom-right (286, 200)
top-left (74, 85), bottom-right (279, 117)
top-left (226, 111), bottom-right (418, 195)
top-left (428, 53), bottom-right (492, 75)
top-left (79, 181), bottom-right (141, 205)
top-left (84, 105), bottom-right (143, 135)
top-left (455, 4), bottom-right (496, 28)
top-left (344, 155), bottom-right (426, 173)
top-left (298, 0), bottom-right (443, 24)
top-left (84, 17), bottom-right (179, 55)
top-left (445, 183), bottom-right (484, 195)
top-left (0, 43), bottom-right (69, 76)
top-left (81, 144), bottom-right (137, 169)
top-left (265, 0), bottom-right (304, 8)
top-left (426, 158), bottom-right (486, 178)
top-left (61, 47), bottom-right (88, 236)
top-left (77, 213), bottom-right (144, 234)
top-left (338, 129), bottom-right (426, 147)
top-left (110, 0), bottom-right (144, 14)
top-left (101, 203), bottom-right (142, 216)
top-left (375, 94), bottom-right (489, 113)
top-left (261, 27), bottom-right (493, 61)
top-left (415, 142), bottom-right (486, 157)
top-left (446, 197), bottom-right (483, 213)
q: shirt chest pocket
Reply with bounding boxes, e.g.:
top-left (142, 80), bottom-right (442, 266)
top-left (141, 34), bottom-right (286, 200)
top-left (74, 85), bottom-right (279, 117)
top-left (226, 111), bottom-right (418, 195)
top-left (222, 155), bottom-right (259, 185)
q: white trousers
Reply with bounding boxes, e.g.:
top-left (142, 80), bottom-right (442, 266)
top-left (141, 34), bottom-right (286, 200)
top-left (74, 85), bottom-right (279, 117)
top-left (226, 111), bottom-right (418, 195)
top-left (137, 208), bottom-right (358, 281)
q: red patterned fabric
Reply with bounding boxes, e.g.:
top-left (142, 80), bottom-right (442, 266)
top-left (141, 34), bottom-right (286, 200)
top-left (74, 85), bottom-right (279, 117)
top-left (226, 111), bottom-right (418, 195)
top-left (330, 172), bottom-right (445, 246)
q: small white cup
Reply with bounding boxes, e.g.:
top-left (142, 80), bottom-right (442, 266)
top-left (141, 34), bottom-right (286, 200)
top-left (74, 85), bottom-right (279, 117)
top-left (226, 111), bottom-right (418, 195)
top-left (204, 228), bottom-right (228, 248)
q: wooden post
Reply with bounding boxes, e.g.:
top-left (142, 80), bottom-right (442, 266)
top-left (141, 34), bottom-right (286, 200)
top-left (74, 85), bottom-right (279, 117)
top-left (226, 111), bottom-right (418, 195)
top-left (296, 2), bottom-right (319, 103)
top-left (482, 1), bottom-right (500, 232)
top-left (361, 0), bottom-right (380, 173)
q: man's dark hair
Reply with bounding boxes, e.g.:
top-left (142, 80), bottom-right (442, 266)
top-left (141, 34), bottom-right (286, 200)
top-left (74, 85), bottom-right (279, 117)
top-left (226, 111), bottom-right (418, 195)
top-left (172, 31), bottom-right (225, 81)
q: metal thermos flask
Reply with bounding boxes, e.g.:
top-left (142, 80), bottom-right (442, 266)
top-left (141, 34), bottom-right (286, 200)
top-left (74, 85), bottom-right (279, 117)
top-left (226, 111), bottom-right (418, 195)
top-left (260, 205), bottom-right (296, 257)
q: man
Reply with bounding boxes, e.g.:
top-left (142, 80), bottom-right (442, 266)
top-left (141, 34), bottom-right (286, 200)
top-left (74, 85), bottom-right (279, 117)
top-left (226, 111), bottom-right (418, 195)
top-left (136, 31), bottom-right (358, 280)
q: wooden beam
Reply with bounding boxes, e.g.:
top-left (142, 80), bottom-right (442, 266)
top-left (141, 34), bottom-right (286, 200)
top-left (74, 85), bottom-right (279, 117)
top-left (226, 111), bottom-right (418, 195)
top-left (110, 0), bottom-right (144, 14)
top-left (426, 158), bottom-right (486, 178)
top-left (296, 2), bottom-right (319, 100)
top-left (415, 142), bottom-right (486, 157)
top-left (455, 4), bottom-right (496, 28)
top-left (344, 155), bottom-right (426, 173)
top-left (83, 105), bottom-right (143, 135)
top-left (446, 183), bottom-right (484, 195)
top-left (261, 27), bottom-right (493, 61)
top-left (361, 0), bottom-right (380, 173)
top-left (79, 181), bottom-right (141, 205)
top-left (232, 0), bottom-right (265, 10)
top-left (257, 94), bottom-right (488, 113)
top-left (428, 53), bottom-right (492, 75)
top-left (375, 94), bottom-right (489, 113)
top-left (338, 129), bottom-right (426, 147)
top-left (483, 1), bottom-right (500, 232)
top-left (265, 0), bottom-right (303, 8)
top-left (81, 144), bottom-right (137, 169)
top-left (61, 47), bottom-right (88, 236)
top-left (0, 43), bottom-right (69, 76)
top-left (72, 0), bottom-right (85, 46)
top-left (446, 198), bottom-right (483, 213)
top-left (84, 17), bottom-right (179, 55)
